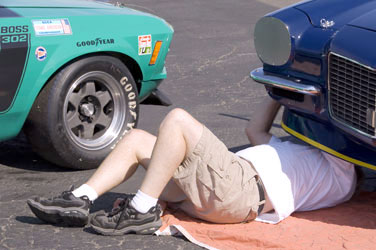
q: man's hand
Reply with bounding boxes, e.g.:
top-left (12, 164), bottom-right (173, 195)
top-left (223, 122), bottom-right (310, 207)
top-left (245, 96), bottom-right (281, 146)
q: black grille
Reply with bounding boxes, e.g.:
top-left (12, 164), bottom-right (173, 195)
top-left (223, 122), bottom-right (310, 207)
top-left (329, 53), bottom-right (376, 137)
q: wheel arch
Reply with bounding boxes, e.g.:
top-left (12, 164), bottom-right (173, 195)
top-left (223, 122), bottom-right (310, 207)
top-left (40, 51), bottom-right (143, 96)
top-left (21, 51), bottom-right (143, 135)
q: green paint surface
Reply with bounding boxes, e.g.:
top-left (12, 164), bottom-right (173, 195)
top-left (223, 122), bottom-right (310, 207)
top-left (0, 0), bottom-right (173, 140)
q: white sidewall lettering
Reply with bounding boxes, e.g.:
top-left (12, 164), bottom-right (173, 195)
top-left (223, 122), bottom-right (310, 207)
top-left (120, 76), bottom-right (128, 86)
top-left (111, 75), bottom-right (138, 150)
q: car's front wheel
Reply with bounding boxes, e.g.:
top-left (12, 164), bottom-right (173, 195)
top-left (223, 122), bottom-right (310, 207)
top-left (24, 56), bottom-right (139, 169)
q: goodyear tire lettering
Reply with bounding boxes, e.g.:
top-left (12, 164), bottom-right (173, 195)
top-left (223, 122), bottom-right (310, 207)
top-left (129, 109), bottom-right (137, 120)
top-left (126, 122), bottom-right (135, 130)
top-left (120, 76), bottom-right (128, 86)
top-left (128, 92), bottom-right (136, 100)
top-left (124, 83), bottom-right (133, 92)
top-left (128, 100), bottom-right (137, 109)
top-left (120, 76), bottom-right (137, 118)
top-left (110, 74), bottom-right (138, 150)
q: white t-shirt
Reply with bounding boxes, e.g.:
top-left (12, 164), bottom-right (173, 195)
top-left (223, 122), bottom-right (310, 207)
top-left (236, 136), bottom-right (356, 224)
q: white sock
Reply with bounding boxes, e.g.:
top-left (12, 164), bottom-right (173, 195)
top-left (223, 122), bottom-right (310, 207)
top-left (130, 189), bottom-right (158, 213)
top-left (72, 184), bottom-right (98, 202)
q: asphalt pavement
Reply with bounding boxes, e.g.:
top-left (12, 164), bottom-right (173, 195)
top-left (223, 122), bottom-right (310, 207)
top-left (1, 0), bottom-right (374, 250)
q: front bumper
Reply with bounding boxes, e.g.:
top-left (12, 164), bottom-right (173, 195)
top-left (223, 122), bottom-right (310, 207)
top-left (251, 68), bottom-right (323, 114)
top-left (251, 67), bottom-right (376, 171)
top-left (251, 68), bottom-right (321, 96)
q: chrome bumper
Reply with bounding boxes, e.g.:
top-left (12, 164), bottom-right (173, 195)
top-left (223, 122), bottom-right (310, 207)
top-left (250, 68), bottom-right (321, 96)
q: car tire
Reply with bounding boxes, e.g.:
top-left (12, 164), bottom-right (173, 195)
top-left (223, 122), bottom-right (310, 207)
top-left (24, 56), bottom-right (139, 169)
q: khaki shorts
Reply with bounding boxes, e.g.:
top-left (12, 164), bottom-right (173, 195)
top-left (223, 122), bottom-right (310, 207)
top-left (160, 126), bottom-right (263, 223)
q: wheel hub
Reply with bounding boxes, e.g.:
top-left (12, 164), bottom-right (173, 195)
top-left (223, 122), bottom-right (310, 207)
top-left (80, 102), bottom-right (96, 118)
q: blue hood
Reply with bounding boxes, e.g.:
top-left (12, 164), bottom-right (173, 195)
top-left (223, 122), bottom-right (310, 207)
top-left (0, 0), bottom-right (116, 9)
top-left (295, 0), bottom-right (376, 31)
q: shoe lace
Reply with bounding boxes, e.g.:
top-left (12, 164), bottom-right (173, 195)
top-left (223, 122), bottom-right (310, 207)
top-left (107, 198), bottom-right (131, 227)
top-left (109, 199), bottom-right (127, 217)
top-left (107, 197), bottom-right (161, 228)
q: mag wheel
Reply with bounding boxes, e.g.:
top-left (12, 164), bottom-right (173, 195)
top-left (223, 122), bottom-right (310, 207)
top-left (24, 56), bottom-right (139, 169)
top-left (63, 71), bottom-right (127, 150)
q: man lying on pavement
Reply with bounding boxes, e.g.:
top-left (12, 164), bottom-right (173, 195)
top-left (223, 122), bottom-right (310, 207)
top-left (27, 95), bottom-right (356, 235)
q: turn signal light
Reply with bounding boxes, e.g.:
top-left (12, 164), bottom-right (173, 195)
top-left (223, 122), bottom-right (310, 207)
top-left (149, 41), bottom-right (162, 65)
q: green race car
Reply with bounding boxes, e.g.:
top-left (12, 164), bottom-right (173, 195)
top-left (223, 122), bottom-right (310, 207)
top-left (0, 0), bottom-right (174, 169)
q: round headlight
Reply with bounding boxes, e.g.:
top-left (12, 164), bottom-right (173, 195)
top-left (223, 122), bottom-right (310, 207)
top-left (254, 17), bottom-right (291, 66)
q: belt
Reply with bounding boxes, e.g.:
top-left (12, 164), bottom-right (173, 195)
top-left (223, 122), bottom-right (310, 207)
top-left (243, 176), bottom-right (266, 222)
top-left (256, 178), bottom-right (265, 215)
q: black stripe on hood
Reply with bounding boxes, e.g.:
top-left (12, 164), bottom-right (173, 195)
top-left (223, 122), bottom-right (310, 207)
top-left (0, 7), bottom-right (21, 18)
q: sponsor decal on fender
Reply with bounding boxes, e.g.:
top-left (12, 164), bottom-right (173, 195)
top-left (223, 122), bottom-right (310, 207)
top-left (76, 38), bottom-right (115, 47)
top-left (32, 19), bottom-right (72, 36)
top-left (35, 46), bottom-right (47, 61)
top-left (138, 34), bottom-right (152, 55)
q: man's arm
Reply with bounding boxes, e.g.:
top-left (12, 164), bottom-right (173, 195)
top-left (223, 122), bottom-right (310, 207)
top-left (245, 96), bottom-right (281, 146)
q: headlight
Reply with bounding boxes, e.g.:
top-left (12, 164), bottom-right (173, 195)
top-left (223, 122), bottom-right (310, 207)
top-left (254, 17), bottom-right (291, 66)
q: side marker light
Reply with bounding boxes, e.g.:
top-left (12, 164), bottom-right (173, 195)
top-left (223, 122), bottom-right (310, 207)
top-left (149, 41), bottom-right (162, 65)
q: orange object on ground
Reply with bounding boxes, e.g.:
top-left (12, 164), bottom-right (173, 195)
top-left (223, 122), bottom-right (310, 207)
top-left (156, 192), bottom-right (376, 250)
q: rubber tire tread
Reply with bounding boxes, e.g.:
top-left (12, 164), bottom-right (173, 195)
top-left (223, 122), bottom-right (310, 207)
top-left (24, 56), bottom-right (139, 169)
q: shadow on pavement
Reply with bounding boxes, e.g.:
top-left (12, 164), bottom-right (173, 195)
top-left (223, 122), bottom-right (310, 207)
top-left (0, 132), bottom-right (78, 173)
top-left (15, 215), bottom-right (46, 225)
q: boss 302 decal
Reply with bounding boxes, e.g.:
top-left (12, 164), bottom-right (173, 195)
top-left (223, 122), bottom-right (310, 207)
top-left (0, 21), bottom-right (30, 112)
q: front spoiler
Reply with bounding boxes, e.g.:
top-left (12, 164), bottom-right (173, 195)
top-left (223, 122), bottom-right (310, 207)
top-left (141, 88), bottom-right (172, 106)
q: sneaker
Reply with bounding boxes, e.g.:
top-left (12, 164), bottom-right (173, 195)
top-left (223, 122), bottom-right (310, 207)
top-left (27, 186), bottom-right (91, 227)
top-left (90, 198), bottom-right (162, 236)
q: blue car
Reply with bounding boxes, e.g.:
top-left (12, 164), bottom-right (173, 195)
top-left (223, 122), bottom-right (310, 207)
top-left (251, 0), bottom-right (376, 171)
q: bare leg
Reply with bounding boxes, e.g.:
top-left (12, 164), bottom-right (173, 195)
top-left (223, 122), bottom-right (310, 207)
top-left (86, 108), bottom-right (203, 199)
top-left (85, 129), bottom-right (156, 196)
top-left (140, 108), bottom-right (203, 198)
